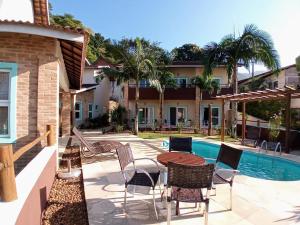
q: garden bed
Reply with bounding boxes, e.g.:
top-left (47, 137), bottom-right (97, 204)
top-left (42, 146), bottom-right (89, 225)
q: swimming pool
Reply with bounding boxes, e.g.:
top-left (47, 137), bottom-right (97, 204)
top-left (163, 140), bottom-right (300, 181)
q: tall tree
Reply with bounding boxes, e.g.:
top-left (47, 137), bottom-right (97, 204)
top-left (103, 38), bottom-right (154, 134)
top-left (192, 75), bottom-right (220, 128)
top-left (171, 43), bottom-right (203, 61)
top-left (149, 68), bottom-right (177, 130)
top-left (203, 24), bottom-right (280, 135)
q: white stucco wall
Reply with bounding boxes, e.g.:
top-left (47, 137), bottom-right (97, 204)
top-left (82, 68), bottom-right (123, 117)
top-left (0, 0), bottom-right (34, 22)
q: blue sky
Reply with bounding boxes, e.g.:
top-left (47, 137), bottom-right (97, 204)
top-left (51, 0), bottom-right (300, 67)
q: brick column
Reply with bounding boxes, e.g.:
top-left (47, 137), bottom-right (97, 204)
top-left (61, 92), bottom-right (71, 136)
top-left (195, 86), bottom-right (200, 128)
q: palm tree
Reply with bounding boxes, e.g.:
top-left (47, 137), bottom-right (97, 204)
top-left (149, 68), bottom-right (177, 130)
top-left (103, 38), bottom-right (154, 135)
top-left (192, 75), bottom-right (220, 128)
top-left (203, 24), bottom-right (280, 135)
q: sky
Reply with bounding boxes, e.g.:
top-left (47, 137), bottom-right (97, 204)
top-left (50, 0), bottom-right (300, 68)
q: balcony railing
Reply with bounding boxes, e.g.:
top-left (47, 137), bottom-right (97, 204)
top-left (128, 85), bottom-right (196, 100)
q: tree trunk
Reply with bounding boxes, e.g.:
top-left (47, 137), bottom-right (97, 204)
top-left (159, 90), bottom-right (164, 131)
top-left (199, 91), bottom-right (202, 130)
top-left (232, 64), bottom-right (238, 137)
top-left (134, 81), bottom-right (139, 135)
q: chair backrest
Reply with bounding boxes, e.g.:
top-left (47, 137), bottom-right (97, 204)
top-left (167, 162), bottom-right (215, 189)
top-left (169, 136), bottom-right (192, 153)
top-left (116, 144), bottom-right (134, 172)
top-left (72, 127), bottom-right (93, 150)
top-left (217, 144), bottom-right (243, 170)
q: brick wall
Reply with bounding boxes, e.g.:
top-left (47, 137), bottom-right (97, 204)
top-left (60, 91), bottom-right (71, 136)
top-left (75, 90), bottom-right (94, 126)
top-left (0, 33), bottom-right (59, 173)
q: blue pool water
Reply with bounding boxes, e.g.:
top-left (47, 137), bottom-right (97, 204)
top-left (163, 140), bottom-right (300, 181)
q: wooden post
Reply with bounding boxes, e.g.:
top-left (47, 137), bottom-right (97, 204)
top-left (257, 119), bottom-right (261, 139)
top-left (208, 104), bottom-right (212, 136)
top-left (242, 101), bottom-right (246, 142)
top-left (221, 99), bottom-right (225, 142)
top-left (285, 94), bottom-right (291, 153)
top-left (47, 124), bottom-right (55, 146)
top-left (0, 144), bottom-right (17, 202)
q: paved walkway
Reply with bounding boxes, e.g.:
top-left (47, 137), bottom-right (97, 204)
top-left (78, 133), bottom-right (300, 225)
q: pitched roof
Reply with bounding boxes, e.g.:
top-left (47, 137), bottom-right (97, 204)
top-left (0, 20), bottom-right (89, 90)
top-left (85, 57), bottom-right (116, 69)
top-left (239, 64), bottom-right (296, 85)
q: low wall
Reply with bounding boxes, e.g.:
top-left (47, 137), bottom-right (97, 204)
top-left (237, 124), bottom-right (300, 149)
top-left (0, 146), bottom-right (57, 225)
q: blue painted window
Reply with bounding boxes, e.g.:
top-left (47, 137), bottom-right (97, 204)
top-left (75, 101), bottom-right (82, 121)
top-left (88, 103), bottom-right (93, 119)
top-left (0, 62), bottom-right (18, 143)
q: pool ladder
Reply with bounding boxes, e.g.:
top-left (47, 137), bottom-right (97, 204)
top-left (259, 140), bottom-right (282, 155)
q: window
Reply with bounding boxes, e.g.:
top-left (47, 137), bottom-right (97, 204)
top-left (0, 62), bottom-right (18, 143)
top-left (169, 107), bottom-right (187, 126)
top-left (213, 78), bottom-right (221, 86)
top-left (175, 78), bottom-right (187, 88)
top-left (202, 106), bottom-right (220, 127)
top-left (139, 79), bottom-right (150, 88)
top-left (138, 107), bottom-right (154, 124)
top-left (95, 105), bottom-right (99, 111)
top-left (88, 103), bottom-right (93, 119)
top-left (75, 102), bottom-right (82, 120)
top-left (0, 72), bottom-right (9, 136)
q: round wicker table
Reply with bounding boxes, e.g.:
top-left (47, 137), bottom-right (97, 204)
top-left (157, 152), bottom-right (205, 167)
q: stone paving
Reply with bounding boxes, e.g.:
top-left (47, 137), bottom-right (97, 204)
top-left (77, 133), bottom-right (300, 225)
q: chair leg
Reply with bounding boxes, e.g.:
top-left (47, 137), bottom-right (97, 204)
top-left (153, 188), bottom-right (158, 220)
top-left (124, 186), bottom-right (127, 210)
top-left (204, 202), bottom-right (209, 225)
top-left (158, 175), bottom-right (162, 196)
top-left (167, 188), bottom-right (171, 225)
top-left (230, 185), bottom-right (232, 210)
top-left (176, 201), bottom-right (180, 216)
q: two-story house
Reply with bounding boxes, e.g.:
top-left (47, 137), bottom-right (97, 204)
top-left (239, 63), bottom-right (300, 109)
top-left (123, 61), bottom-right (233, 129)
top-left (73, 57), bottom-right (123, 127)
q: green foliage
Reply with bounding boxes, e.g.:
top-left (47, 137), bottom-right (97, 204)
top-left (50, 12), bottom-right (111, 63)
top-left (192, 75), bottom-right (220, 95)
top-left (110, 105), bottom-right (127, 125)
top-left (149, 68), bottom-right (177, 93)
top-left (268, 114), bottom-right (281, 141)
top-left (171, 44), bottom-right (203, 61)
top-left (79, 113), bottom-right (109, 129)
top-left (203, 24), bottom-right (281, 86)
top-left (240, 100), bottom-right (286, 121)
top-left (115, 125), bottom-right (124, 133)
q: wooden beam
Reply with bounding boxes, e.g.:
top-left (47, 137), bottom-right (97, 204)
top-left (285, 93), bottom-right (291, 152)
top-left (221, 99), bottom-right (225, 142)
top-left (208, 104), bottom-right (212, 136)
top-left (242, 101), bottom-right (246, 142)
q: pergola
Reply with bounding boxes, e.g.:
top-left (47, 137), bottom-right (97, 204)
top-left (214, 86), bottom-right (300, 152)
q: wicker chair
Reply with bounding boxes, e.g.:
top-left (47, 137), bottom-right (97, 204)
top-left (116, 144), bottom-right (161, 219)
top-left (166, 162), bottom-right (215, 225)
top-left (169, 136), bottom-right (192, 153)
top-left (72, 127), bottom-right (123, 158)
top-left (211, 144), bottom-right (243, 210)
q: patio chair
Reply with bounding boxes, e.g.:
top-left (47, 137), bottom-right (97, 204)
top-left (166, 162), bottom-right (215, 225)
top-left (116, 144), bottom-right (161, 219)
top-left (72, 127), bottom-right (123, 158)
top-left (169, 136), bottom-right (192, 153)
top-left (212, 144), bottom-right (243, 210)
